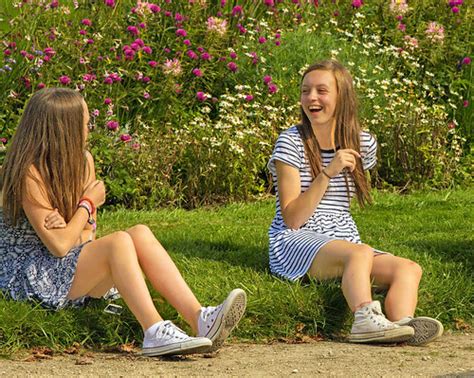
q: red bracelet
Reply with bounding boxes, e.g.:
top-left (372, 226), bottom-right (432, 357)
top-left (79, 196), bottom-right (96, 214)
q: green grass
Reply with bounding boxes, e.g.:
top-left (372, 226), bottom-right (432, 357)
top-left (0, 189), bottom-right (472, 352)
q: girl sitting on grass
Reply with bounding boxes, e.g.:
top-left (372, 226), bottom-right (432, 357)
top-left (267, 60), bottom-right (443, 345)
top-left (0, 88), bottom-right (246, 357)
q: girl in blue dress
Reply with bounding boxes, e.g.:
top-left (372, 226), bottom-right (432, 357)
top-left (0, 88), bottom-right (246, 356)
top-left (268, 60), bottom-right (443, 345)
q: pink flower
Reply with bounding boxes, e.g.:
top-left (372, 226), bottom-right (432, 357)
top-left (451, 6), bottom-right (459, 13)
top-left (43, 47), bottom-right (56, 56)
top-left (258, 36), bottom-right (267, 44)
top-left (263, 75), bottom-right (272, 85)
top-left (237, 24), bottom-right (247, 34)
top-left (92, 109), bottom-right (100, 117)
top-left (398, 23), bottom-right (406, 32)
top-left (163, 58), bottom-right (182, 76)
top-left (183, 39), bottom-right (191, 46)
top-left (268, 83), bottom-right (278, 94)
top-left (81, 18), bottom-right (92, 26)
top-left (148, 60), bottom-right (158, 67)
top-left (447, 121), bottom-right (456, 129)
top-left (175, 12), bottom-right (184, 22)
top-left (79, 29), bottom-right (87, 35)
top-left (142, 76), bottom-right (151, 83)
top-left (230, 52), bottom-right (237, 59)
top-left (139, 23), bottom-right (146, 29)
top-left (351, 0), bottom-right (363, 8)
top-left (462, 56), bottom-right (471, 65)
top-left (127, 26), bottom-right (139, 36)
top-left (192, 68), bottom-right (203, 77)
top-left (232, 6), bottom-right (242, 16)
top-left (201, 52), bottom-right (211, 60)
top-left (83, 73), bottom-right (96, 82)
top-left (207, 16), bottom-right (228, 35)
top-left (264, 0), bottom-right (274, 6)
top-left (196, 91), bottom-right (207, 102)
top-left (3, 49), bottom-right (11, 56)
top-left (0, 137), bottom-right (7, 144)
top-left (107, 120), bottom-right (119, 131)
top-left (37, 82), bottom-right (45, 89)
top-left (142, 46), bottom-right (152, 54)
top-left (275, 40), bottom-right (281, 46)
top-left (144, 92), bottom-right (151, 99)
top-left (227, 62), bottom-right (238, 72)
top-left (50, 0), bottom-right (59, 8)
top-left (245, 94), bottom-right (254, 102)
top-left (463, 100), bottom-right (469, 107)
top-left (104, 0), bottom-right (115, 7)
top-left (149, 4), bottom-right (160, 13)
top-left (104, 98), bottom-right (112, 105)
top-left (120, 134), bottom-right (132, 142)
top-left (59, 75), bottom-right (71, 85)
top-left (176, 29), bottom-right (187, 37)
top-left (187, 50), bottom-right (198, 59)
top-left (131, 142), bottom-right (141, 150)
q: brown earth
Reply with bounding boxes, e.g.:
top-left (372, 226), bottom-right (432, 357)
top-left (1, 332), bottom-right (472, 377)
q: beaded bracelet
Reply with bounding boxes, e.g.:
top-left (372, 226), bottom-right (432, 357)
top-left (79, 196), bottom-right (96, 214)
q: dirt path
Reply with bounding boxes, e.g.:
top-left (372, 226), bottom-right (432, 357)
top-left (1, 333), bottom-right (472, 376)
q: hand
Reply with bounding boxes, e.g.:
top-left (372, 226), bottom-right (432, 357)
top-left (83, 180), bottom-right (106, 208)
top-left (44, 209), bottom-right (66, 230)
top-left (324, 149), bottom-right (361, 177)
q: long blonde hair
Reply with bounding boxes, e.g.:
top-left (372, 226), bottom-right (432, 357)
top-left (1, 88), bottom-right (88, 225)
top-left (297, 60), bottom-right (372, 206)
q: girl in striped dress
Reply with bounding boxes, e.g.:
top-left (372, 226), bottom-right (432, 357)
top-left (268, 60), bottom-right (443, 345)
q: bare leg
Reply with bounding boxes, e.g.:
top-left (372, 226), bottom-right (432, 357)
top-left (371, 254), bottom-right (422, 321)
top-left (126, 225), bottom-right (202, 333)
top-left (68, 231), bottom-right (162, 330)
top-left (308, 240), bottom-right (374, 311)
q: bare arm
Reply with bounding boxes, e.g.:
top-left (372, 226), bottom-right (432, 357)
top-left (277, 148), bottom-right (361, 229)
top-left (23, 164), bottom-right (105, 258)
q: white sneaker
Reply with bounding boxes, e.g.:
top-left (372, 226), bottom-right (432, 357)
top-left (349, 301), bottom-right (414, 343)
top-left (395, 316), bottom-right (444, 345)
top-left (198, 288), bottom-right (247, 352)
top-left (142, 320), bottom-right (212, 357)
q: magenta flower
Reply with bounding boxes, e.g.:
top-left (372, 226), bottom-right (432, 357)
top-left (120, 134), bottom-right (132, 142)
top-left (92, 109), bottom-right (100, 117)
top-left (104, 0), bottom-right (115, 7)
top-left (79, 29), bottom-right (87, 35)
top-left (397, 23), bottom-right (406, 32)
top-left (227, 62), bottom-right (238, 72)
top-left (351, 0), bottom-right (363, 8)
top-left (258, 36), bottom-right (267, 44)
top-left (149, 4), bottom-right (160, 13)
top-left (83, 73), bottom-right (96, 82)
top-left (104, 98), bottom-right (112, 105)
top-left (201, 52), bottom-right (211, 60)
top-left (59, 75), bottom-right (71, 85)
top-left (196, 91), bottom-right (207, 102)
top-left (139, 23), bottom-right (146, 29)
top-left (176, 29), bottom-right (187, 37)
top-left (264, 0), bottom-right (274, 6)
top-left (149, 60), bottom-right (158, 67)
top-left (44, 47), bottom-right (56, 57)
top-left (237, 24), bottom-right (247, 34)
top-left (275, 40), bottom-right (281, 46)
top-left (451, 6), bottom-right (459, 13)
top-left (37, 82), bottom-right (45, 89)
top-left (104, 77), bottom-right (114, 85)
top-left (230, 51), bottom-right (237, 59)
top-left (463, 100), bottom-right (469, 107)
top-left (183, 39), bottom-right (191, 46)
top-left (50, 0), bottom-right (59, 8)
top-left (107, 120), bottom-right (119, 131)
top-left (232, 6), bottom-right (242, 16)
top-left (3, 49), bottom-right (11, 56)
top-left (0, 137), bottom-right (7, 144)
top-left (462, 56), bottom-right (471, 65)
top-left (144, 92), bottom-right (151, 99)
top-left (268, 83), bottom-right (278, 94)
top-left (245, 94), bottom-right (254, 102)
top-left (175, 13), bottom-right (184, 22)
top-left (127, 26), bottom-right (139, 36)
top-left (192, 68), bottom-right (203, 77)
top-left (187, 50), bottom-right (198, 60)
top-left (81, 19), bottom-right (92, 26)
top-left (263, 75), bottom-right (272, 85)
top-left (143, 46), bottom-right (152, 54)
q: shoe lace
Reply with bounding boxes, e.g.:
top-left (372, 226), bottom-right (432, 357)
top-left (200, 305), bottom-right (220, 322)
top-left (156, 321), bottom-right (189, 341)
top-left (368, 307), bottom-right (394, 329)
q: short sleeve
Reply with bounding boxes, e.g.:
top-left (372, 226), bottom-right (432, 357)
top-left (267, 130), bottom-right (302, 178)
top-left (360, 132), bottom-right (377, 171)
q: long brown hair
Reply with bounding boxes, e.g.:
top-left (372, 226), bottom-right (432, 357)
top-left (1, 88), bottom-right (88, 225)
top-left (297, 60), bottom-right (372, 206)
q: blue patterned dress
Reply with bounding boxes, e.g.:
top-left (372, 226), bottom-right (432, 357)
top-left (0, 208), bottom-right (88, 310)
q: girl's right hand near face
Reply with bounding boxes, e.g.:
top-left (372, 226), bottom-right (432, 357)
top-left (324, 149), bottom-right (361, 177)
top-left (83, 180), bottom-right (106, 208)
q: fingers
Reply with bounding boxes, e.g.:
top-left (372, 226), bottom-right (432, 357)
top-left (44, 209), bottom-right (67, 229)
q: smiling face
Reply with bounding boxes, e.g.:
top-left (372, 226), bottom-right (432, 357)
top-left (300, 69), bottom-right (338, 130)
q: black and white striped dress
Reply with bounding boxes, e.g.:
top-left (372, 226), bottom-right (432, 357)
top-left (268, 126), bottom-right (378, 281)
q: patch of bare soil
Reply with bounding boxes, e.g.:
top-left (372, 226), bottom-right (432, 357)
top-left (1, 332), bottom-right (472, 377)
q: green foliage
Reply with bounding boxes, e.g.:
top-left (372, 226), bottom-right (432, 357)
top-left (0, 189), bottom-right (472, 352)
top-left (0, 0), bottom-right (472, 207)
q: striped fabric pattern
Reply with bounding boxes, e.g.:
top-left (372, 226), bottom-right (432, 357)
top-left (267, 126), bottom-right (378, 281)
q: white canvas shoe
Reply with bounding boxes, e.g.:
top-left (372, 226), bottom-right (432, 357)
top-left (142, 320), bottom-right (212, 357)
top-left (349, 301), bottom-right (414, 343)
top-left (395, 316), bottom-right (444, 345)
top-left (198, 288), bottom-right (247, 352)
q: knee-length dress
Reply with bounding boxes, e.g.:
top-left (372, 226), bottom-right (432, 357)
top-left (268, 126), bottom-right (378, 281)
top-left (0, 208), bottom-right (88, 310)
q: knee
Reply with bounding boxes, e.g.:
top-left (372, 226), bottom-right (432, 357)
top-left (127, 224), bottom-right (154, 240)
top-left (401, 260), bottom-right (423, 282)
top-left (107, 231), bottom-right (136, 253)
top-left (348, 244), bottom-right (374, 262)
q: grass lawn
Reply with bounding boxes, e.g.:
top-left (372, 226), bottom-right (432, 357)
top-left (0, 188), bottom-right (472, 352)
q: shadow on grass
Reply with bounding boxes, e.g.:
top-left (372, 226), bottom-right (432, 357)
top-left (166, 238), bottom-right (270, 272)
top-left (404, 239), bottom-right (473, 271)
